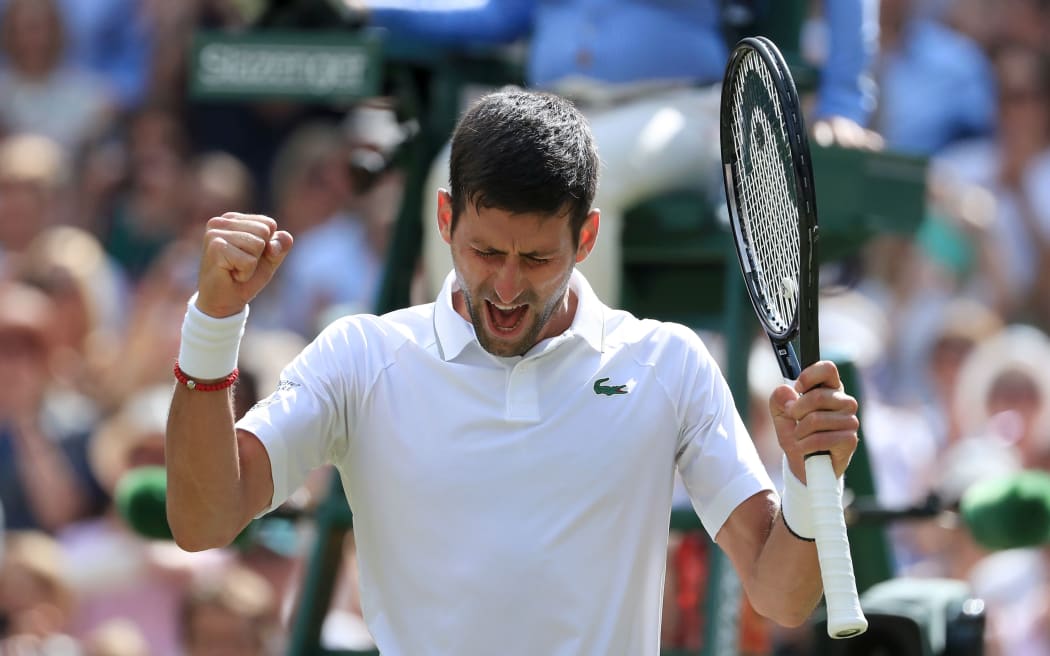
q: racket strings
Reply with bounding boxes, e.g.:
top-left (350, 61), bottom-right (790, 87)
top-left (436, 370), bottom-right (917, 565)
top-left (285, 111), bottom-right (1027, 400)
top-left (730, 51), bottom-right (800, 335)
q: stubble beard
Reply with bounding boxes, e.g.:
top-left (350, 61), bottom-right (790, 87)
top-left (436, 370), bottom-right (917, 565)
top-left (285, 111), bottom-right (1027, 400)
top-left (462, 279), bottom-right (570, 357)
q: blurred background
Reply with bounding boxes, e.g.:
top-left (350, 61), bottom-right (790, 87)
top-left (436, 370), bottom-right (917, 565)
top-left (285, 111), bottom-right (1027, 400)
top-left (0, 0), bottom-right (1049, 654)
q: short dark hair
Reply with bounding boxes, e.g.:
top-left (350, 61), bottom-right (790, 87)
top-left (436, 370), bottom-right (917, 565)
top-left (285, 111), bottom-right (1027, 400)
top-left (448, 89), bottom-right (600, 244)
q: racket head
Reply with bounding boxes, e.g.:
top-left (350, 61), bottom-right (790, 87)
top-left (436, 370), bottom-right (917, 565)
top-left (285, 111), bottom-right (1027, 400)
top-left (720, 36), bottom-right (821, 369)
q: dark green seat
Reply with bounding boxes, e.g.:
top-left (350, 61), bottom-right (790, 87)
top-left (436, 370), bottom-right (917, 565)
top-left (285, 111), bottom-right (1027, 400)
top-left (621, 191), bottom-right (728, 330)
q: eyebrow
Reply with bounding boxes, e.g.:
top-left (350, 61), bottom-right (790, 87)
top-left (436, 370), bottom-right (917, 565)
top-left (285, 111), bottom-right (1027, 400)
top-left (469, 242), bottom-right (555, 258)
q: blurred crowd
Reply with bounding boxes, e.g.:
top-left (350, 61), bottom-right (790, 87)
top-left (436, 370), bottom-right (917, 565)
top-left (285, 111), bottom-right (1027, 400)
top-left (0, 0), bottom-right (398, 654)
top-left (0, 0), bottom-right (1048, 654)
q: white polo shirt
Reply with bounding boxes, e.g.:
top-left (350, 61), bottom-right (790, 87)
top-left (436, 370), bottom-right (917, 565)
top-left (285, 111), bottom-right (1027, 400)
top-left (237, 271), bottom-right (773, 656)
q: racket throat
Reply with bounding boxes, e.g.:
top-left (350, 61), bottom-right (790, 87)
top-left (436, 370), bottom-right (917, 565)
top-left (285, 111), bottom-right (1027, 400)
top-left (769, 336), bottom-right (802, 380)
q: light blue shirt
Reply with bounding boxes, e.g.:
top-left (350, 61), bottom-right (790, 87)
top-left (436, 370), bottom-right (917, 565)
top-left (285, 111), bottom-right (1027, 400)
top-left (0, 0), bottom-right (152, 108)
top-left (368, 0), bottom-right (875, 123)
top-left (875, 19), bottom-right (995, 154)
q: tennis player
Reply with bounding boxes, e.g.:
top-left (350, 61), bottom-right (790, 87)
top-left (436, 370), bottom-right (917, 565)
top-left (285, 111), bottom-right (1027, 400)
top-left (166, 89), bottom-right (860, 655)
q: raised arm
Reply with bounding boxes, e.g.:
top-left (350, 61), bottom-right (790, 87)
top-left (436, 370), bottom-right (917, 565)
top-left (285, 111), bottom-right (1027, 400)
top-left (716, 361), bottom-right (859, 626)
top-left (165, 213), bottom-right (293, 552)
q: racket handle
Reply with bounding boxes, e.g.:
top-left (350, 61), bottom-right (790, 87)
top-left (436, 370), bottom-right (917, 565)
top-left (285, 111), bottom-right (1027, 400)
top-left (804, 453), bottom-right (868, 639)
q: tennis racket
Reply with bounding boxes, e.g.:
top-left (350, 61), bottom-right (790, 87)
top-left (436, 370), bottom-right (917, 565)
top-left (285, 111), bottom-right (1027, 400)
top-left (719, 35), bottom-right (867, 639)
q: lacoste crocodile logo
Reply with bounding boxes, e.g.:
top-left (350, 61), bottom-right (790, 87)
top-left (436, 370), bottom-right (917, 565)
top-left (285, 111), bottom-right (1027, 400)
top-left (593, 377), bottom-right (628, 396)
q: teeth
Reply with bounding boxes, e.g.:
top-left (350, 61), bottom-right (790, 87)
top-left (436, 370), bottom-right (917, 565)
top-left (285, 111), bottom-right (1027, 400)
top-left (490, 302), bottom-right (522, 311)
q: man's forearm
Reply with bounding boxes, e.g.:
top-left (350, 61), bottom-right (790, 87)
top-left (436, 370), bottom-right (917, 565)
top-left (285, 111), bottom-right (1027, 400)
top-left (167, 213), bottom-right (289, 551)
top-left (748, 512), bottom-right (825, 627)
top-left (165, 386), bottom-right (247, 551)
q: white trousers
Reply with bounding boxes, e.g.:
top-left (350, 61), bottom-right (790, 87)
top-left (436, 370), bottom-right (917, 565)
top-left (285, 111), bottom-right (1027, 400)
top-left (420, 85), bottom-right (724, 305)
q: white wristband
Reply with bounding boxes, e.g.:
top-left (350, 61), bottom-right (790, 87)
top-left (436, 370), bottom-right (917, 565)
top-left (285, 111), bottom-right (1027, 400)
top-left (781, 455), bottom-right (816, 540)
top-left (177, 293), bottom-right (249, 380)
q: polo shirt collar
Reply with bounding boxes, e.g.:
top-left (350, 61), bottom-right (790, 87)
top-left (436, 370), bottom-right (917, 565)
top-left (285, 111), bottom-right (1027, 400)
top-left (566, 269), bottom-right (606, 353)
top-left (433, 271), bottom-right (475, 362)
top-left (433, 269), bottom-right (606, 362)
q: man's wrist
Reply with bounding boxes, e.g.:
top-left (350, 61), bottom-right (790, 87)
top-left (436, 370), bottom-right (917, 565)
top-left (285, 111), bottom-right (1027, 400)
top-left (192, 292), bottom-right (247, 320)
top-left (177, 292), bottom-right (249, 380)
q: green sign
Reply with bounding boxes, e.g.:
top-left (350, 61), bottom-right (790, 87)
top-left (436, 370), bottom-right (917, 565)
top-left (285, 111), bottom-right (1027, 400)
top-left (190, 31), bottom-right (382, 101)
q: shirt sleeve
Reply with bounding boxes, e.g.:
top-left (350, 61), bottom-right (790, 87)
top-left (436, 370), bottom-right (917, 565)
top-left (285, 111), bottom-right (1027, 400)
top-left (367, 0), bottom-right (535, 46)
top-left (816, 0), bottom-right (878, 124)
top-left (672, 327), bottom-right (774, 540)
top-left (236, 323), bottom-right (355, 516)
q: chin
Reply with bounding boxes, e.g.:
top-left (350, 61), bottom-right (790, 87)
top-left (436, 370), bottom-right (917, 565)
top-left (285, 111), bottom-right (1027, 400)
top-left (477, 318), bottom-right (543, 357)
top-left (477, 331), bottom-right (531, 357)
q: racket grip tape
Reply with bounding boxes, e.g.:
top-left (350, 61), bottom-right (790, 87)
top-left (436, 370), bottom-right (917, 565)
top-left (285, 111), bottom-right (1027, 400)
top-left (804, 453), bottom-right (868, 639)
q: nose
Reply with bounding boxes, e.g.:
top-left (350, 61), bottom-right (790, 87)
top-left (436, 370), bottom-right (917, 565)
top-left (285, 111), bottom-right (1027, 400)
top-left (493, 258), bottom-right (524, 304)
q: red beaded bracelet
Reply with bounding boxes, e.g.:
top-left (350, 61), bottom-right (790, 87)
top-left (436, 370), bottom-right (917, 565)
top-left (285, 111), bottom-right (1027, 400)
top-left (173, 361), bottom-right (239, 391)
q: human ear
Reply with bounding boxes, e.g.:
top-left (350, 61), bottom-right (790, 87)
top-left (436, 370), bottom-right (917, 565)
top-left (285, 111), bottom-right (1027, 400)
top-left (575, 210), bottom-right (600, 263)
top-left (437, 190), bottom-right (454, 245)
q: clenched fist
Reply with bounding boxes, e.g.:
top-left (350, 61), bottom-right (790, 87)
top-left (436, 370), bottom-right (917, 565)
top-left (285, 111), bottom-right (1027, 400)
top-left (196, 212), bottom-right (294, 318)
top-left (769, 360), bottom-right (860, 483)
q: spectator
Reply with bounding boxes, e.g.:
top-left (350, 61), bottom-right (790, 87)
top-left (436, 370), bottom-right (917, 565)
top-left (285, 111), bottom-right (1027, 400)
top-left (250, 121), bottom-right (382, 337)
top-left (902, 325), bottom-right (1050, 585)
top-left (0, 282), bottom-right (98, 533)
top-left (351, 0), bottom-right (879, 305)
top-left (968, 543), bottom-right (1050, 656)
top-left (0, 132), bottom-right (69, 267)
top-left (101, 106), bottom-right (190, 282)
top-left (951, 324), bottom-right (1050, 470)
top-left (0, 530), bottom-right (79, 652)
top-left (97, 238), bottom-right (199, 408)
top-left (61, 384), bottom-right (230, 656)
top-left (179, 565), bottom-right (279, 656)
top-left (343, 101), bottom-right (408, 281)
top-left (16, 226), bottom-right (130, 418)
top-left (0, 0), bottom-right (153, 111)
top-left (180, 151), bottom-right (257, 242)
top-left (0, 0), bottom-right (116, 150)
top-left (854, 227), bottom-right (960, 405)
top-left (63, 0), bottom-right (152, 110)
top-left (931, 46), bottom-right (1050, 328)
top-left (928, 324), bottom-right (1050, 656)
top-left (142, 0), bottom-right (254, 108)
top-left (919, 298), bottom-right (1004, 447)
top-left (873, 0), bottom-right (996, 154)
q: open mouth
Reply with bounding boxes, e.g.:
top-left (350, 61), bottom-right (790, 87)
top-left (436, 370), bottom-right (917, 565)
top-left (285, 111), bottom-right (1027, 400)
top-left (485, 300), bottom-right (528, 334)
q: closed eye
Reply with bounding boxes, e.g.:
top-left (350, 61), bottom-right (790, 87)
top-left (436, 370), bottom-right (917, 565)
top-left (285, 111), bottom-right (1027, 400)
top-left (472, 248), bottom-right (550, 265)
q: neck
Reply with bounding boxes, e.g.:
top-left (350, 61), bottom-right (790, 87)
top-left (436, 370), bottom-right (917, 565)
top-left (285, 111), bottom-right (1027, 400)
top-left (540, 287), bottom-right (578, 341)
